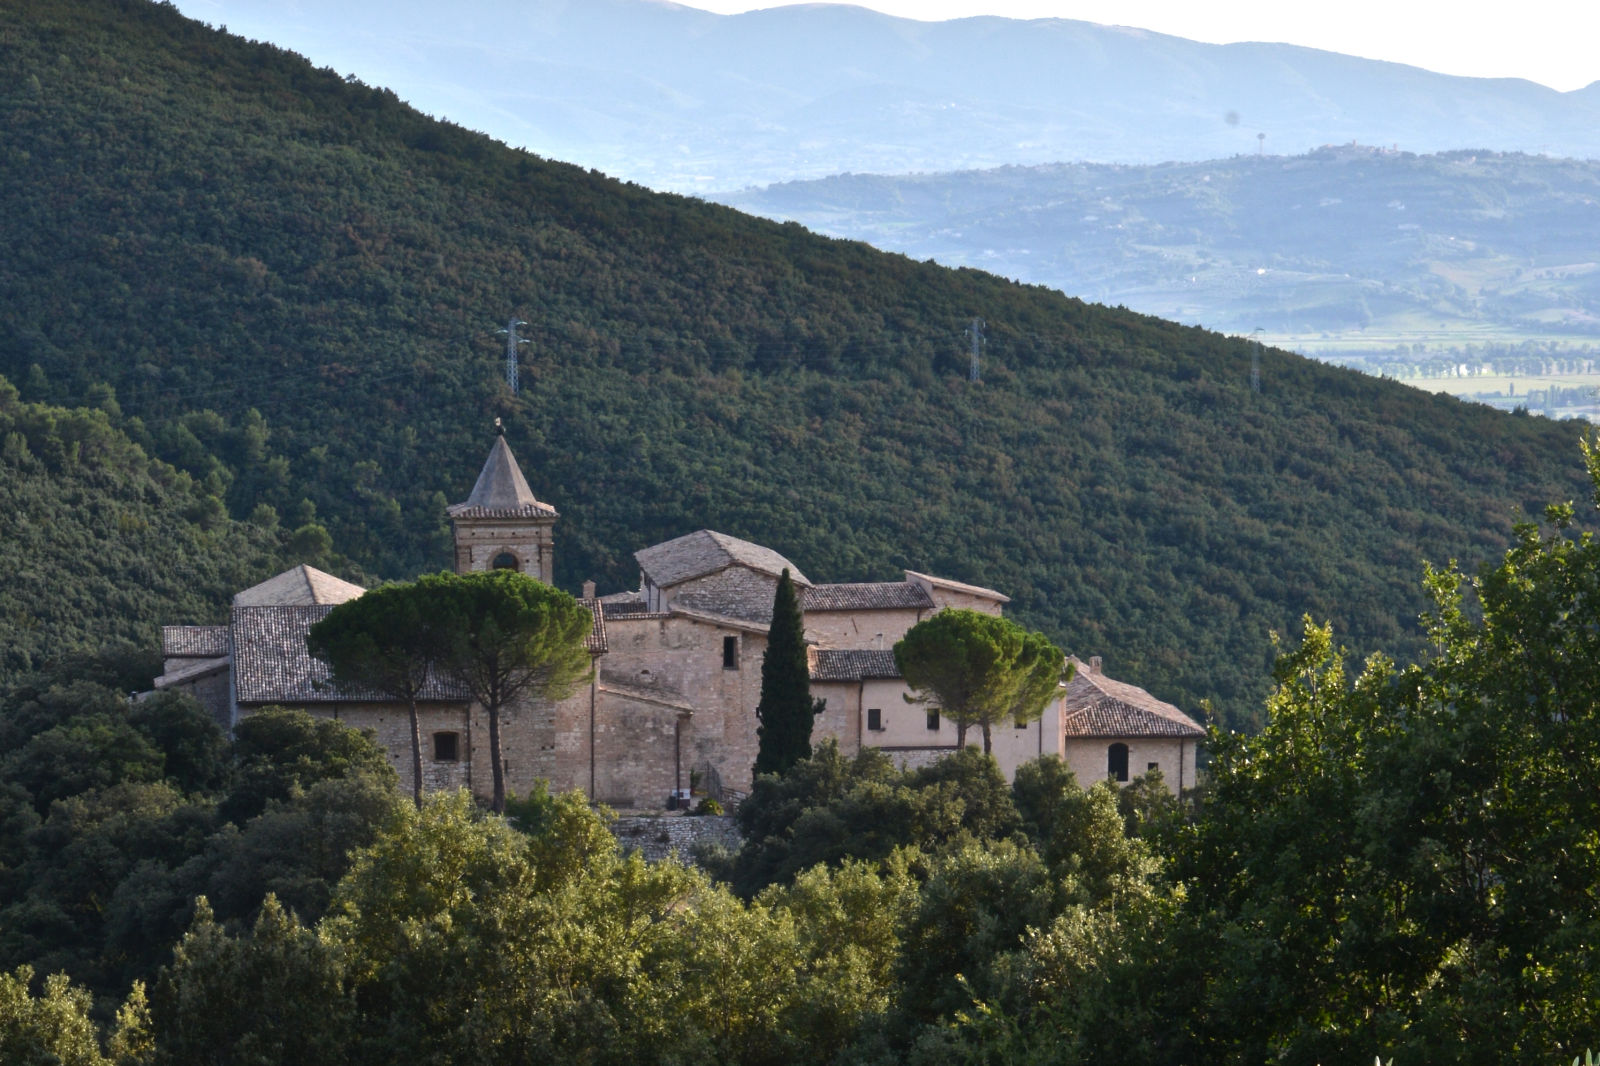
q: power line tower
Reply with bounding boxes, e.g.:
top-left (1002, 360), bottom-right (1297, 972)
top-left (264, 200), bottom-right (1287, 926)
top-left (1250, 328), bottom-right (1263, 394)
top-left (966, 317), bottom-right (986, 382)
top-left (495, 317), bottom-right (529, 395)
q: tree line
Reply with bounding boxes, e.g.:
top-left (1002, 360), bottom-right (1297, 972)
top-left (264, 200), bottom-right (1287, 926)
top-left (4, 0), bottom-right (1596, 729)
top-left (9, 445), bottom-right (1600, 1062)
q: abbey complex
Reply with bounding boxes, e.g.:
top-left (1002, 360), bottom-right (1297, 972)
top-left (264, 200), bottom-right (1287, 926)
top-left (155, 433), bottom-right (1202, 807)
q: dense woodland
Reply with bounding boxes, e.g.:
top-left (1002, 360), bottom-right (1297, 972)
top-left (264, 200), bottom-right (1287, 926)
top-left (6, 455), bottom-right (1600, 1062)
top-left (2, 0), bottom-right (1594, 727)
top-left (2, 5), bottom-right (1599, 1057)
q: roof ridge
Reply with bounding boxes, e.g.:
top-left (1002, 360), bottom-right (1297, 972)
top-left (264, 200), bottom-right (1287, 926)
top-left (451, 435), bottom-right (552, 515)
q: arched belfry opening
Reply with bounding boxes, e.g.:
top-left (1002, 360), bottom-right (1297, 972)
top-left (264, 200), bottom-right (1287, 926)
top-left (446, 421), bottom-right (558, 582)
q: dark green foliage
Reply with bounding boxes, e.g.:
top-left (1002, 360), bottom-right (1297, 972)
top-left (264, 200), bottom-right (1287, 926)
top-left (307, 580), bottom-right (452, 808)
top-left (0, 382), bottom-right (299, 685)
top-left (0, 682), bottom-right (403, 1010)
top-left (149, 898), bottom-right (354, 1066)
top-left (417, 570), bottom-right (595, 813)
top-left (729, 742), bottom-right (1022, 896)
top-left (2, 716), bottom-right (164, 814)
top-left (187, 775), bottom-right (405, 929)
top-left (895, 609), bottom-right (1064, 752)
top-left (125, 694), bottom-right (229, 796)
top-left (894, 838), bottom-right (1062, 1025)
top-left (1, 0), bottom-right (1592, 729)
top-left (1149, 453), bottom-right (1600, 1064)
top-left (753, 569), bottom-right (822, 777)
top-left (222, 707), bottom-right (397, 824)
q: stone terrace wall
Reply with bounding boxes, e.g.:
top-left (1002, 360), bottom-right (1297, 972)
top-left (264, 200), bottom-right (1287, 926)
top-left (612, 814), bottom-right (743, 866)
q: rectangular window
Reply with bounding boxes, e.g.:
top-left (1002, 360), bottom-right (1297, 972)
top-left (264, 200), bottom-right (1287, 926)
top-left (723, 636), bottom-right (738, 669)
top-left (867, 707), bottom-right (883, 731)
top-left (1148, 762), bottom-right (1160, 772)
top-left (926, 710), bottom-right (940, 731)
top-left (433, 732), bottom-right (460, 762)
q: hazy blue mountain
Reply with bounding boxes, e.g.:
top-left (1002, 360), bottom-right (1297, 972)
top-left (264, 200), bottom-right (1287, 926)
top-left (177, 0), bottom-right (1600, 192)
top-left (717, 147), bottom-right (1600, 357)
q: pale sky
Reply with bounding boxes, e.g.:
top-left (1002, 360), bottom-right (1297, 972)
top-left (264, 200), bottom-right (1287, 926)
top-left (679, 0), bottom-right (1600, 92)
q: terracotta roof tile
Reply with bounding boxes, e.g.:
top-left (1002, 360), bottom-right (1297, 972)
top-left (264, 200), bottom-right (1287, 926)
top-left (635, 530), bottom-right (809, 589)
top-left (904, 569), bottom-right (1010, 603)
top-left (580, 598), bottom-right (608, 654)
top-left (232, 605), bottom-right (470, 704)
top-left (672, 589), bottom-right (775, 624)
top-left (162, 625), bottom-right (229, 658)
top-left (809, 648), bottom-right (902, 682)
top-left (1060, 657), bottom-right (1203, 738)
top-left (801, 582), bottom-right (935, 612)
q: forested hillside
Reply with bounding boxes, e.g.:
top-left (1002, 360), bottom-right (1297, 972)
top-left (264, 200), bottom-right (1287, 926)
top-left (0, 0), bottom-right (1591, 724)
top-left (0, 378), bottom-right (300, 676)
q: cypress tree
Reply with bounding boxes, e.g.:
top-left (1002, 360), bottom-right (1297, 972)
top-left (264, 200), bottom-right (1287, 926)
top-left (753, 569), bottom-right (822, 777)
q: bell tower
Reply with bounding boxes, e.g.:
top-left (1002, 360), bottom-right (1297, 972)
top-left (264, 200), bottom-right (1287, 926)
top-left (446, 421), bottom-right (557, 582)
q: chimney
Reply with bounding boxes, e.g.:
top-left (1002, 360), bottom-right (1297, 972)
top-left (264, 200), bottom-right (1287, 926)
top-left (581, 579), bottom-right (597, 600)
top-left (1089, 655), bottom-right (1102, 675)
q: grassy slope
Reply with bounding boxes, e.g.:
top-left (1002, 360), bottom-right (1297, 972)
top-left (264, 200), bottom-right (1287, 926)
top-left (0, 0), bottom-right (1589, 724)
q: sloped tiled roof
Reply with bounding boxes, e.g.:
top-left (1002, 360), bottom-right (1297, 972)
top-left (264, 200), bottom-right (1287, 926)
top-left (232, 605), bottom-right (470, 704)
top-left (672, 589), bottom-right (775, 625)
top-left (446, 434), bottom-right (559, 520)
top-left (668, 605), bottom-right (773, 635)
top-left (579, 598), bottom-right (608, 655)
top-left (162, 625), bottom-right (229, 658)
top-left (809, 648), bottom-right (902, 682)
top-left (153, 656), bottom-right (229, 689)
top-left (1060, 657), bottom-right (1203, 739)
top-left (635, 530), bottom-right (810, 589)
top-left (597, 595), bottom-right (651, 618)
top-left (801, 582), bottom-right (934, 612)
top-left (233, 598), bottom-right (607, 704)
top-left (904, 570), bottom-right (1010, 604)
top-left (233, 565), bottom-right (365, 607)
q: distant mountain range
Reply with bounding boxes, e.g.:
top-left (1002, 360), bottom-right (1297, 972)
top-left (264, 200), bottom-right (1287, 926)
top-left (717, 148), bottom-right (1600, 353)
top-left (178, 0), bottom-right (1600, 192)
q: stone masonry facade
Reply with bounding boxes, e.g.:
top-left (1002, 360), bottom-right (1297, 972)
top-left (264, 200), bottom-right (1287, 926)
top-left (155, 433), bottom-right (1204, 809)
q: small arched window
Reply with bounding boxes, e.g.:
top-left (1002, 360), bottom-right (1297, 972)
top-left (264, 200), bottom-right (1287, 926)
top-left (492, 552), bottom-right (520, 571)
top-left (1108, 743), bottom-right (1129, 783)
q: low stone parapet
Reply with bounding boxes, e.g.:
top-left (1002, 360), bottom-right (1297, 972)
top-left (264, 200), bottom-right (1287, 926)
top-left (611, 813), bottom-right (743, 866)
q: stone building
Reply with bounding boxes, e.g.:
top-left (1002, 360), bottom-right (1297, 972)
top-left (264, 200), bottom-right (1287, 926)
top-left (156, 431), bottom-right (1201, 806)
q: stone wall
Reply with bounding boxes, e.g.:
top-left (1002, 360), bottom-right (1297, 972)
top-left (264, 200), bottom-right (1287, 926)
top-left (810, 678), bottom-right (862, 754)
top-left (1063, 735), bottom-right (1197, 793)
top-left (266, 701), bottom-right (476, 795)
top-left (163, 666), bottom-right (231, 731)
top-left (453, 516), bottom-right (556, 583)
top-left (612, 814), bottom-right (743, 865)
top-left (596, 614), bottom-right (768, 804)
top-left (804, 606), bottom-right (927, 649)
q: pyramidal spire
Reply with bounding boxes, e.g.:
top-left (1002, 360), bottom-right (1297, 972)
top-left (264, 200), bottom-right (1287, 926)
top-left (447, 423), bottom-right (555, 517)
